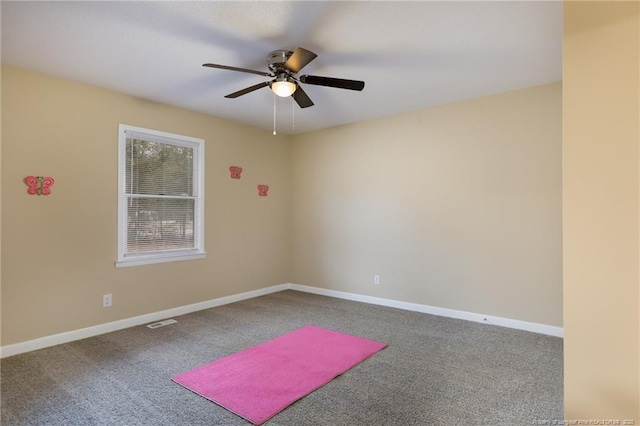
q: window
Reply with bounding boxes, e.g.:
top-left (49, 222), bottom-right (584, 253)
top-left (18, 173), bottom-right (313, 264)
top-left (117, 124), bottom-right (205, 267)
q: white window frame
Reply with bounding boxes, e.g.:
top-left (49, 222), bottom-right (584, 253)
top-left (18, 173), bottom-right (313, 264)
top-left (116, 124), bottom-right (205, 268)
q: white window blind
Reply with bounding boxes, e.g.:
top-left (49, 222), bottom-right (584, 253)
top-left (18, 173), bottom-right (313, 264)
top-left (117, 125), bottom-right (205, 267)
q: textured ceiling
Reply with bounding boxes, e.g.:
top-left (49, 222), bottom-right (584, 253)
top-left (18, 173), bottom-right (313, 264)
top-left (1, 1), bottom-right (562, 135)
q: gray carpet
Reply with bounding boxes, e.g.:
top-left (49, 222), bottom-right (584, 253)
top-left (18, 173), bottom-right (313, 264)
top-left (1, 290), bottom-right (563, 425)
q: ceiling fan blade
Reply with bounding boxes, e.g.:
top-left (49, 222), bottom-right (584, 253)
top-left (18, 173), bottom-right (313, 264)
top-left (284, 47), bottom-right (318, 74)
top-left (300, 75), bottom-right (365, 91)
top-left (292, 85), bottom-right (314, 108)
top-left (203, 63), bottom-right (272, 77)
top-left (225, 81), bottom-right (271, 98)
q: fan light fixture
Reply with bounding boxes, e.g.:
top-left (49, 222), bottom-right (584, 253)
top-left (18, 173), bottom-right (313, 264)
top-left (271, 75), bottom-right (297, 97)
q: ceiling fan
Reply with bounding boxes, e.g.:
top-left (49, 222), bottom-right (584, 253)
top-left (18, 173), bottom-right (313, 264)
top-left (203, 47), bottom-right (365, 108)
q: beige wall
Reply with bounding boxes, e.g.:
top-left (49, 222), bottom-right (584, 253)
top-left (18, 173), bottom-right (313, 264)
top-left (291, 83), bottom-right (563, 327)
top-left (563, 1), bottom-right (640, 420)
top-left (1, 66), bottom-right (292, 345)
top-left (0, 65), bottom-right (3, 347)
top-left (1, 68), bottom-right (564, 346)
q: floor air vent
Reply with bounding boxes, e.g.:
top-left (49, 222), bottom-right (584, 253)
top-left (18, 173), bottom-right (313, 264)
top-left (146, 319), bottom-right (177, 329)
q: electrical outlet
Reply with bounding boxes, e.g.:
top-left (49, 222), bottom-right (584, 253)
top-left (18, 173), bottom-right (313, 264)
top-left (374, 275), bottom-right (380, 285)
top-left (103, 293), bottom-right (112, 308)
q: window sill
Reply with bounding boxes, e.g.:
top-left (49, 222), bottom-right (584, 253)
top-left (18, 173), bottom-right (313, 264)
top-left (115, 252), bottom-right (206, 268)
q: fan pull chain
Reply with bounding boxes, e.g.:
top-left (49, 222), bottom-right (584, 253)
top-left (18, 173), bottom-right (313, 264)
top-left (292, 97), bottom-right (295, 131)
top-left (273, 93), bottom-right (277, 136)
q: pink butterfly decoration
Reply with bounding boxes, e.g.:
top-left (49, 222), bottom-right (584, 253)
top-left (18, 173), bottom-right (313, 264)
top-left (229, 166), bottom-right (243, 179)
top-left (24, 176), bottom-right (54, 196)
top-left (257, 184), bottom-right (269, 197)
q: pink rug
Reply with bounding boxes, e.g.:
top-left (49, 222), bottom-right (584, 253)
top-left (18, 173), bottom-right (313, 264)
top-left (172, 325), bottom-right (387, 425)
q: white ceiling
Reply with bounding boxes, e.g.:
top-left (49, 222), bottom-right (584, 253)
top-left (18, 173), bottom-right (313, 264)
top-left (1, 1), bottom-right (562, 135)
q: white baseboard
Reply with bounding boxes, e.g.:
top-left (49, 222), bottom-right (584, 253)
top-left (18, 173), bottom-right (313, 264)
top-left (0, 284), bottom-right (288, 359)
top-left (287, 283), bottom-right (564, 338)
top-left (1, 282), bottom-right (562, 358)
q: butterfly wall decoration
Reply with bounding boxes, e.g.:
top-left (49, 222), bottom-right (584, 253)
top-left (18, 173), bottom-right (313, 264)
top-left (229, 166), bottom-right (243, 179)
top-left (258, 184), bottom-right (269, 197)
top-left (24, 176), bottom-right (54, 195)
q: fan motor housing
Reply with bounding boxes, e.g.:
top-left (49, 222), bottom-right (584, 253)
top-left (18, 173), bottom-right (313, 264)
top-left (267, 50), bottom-right (293, 73)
